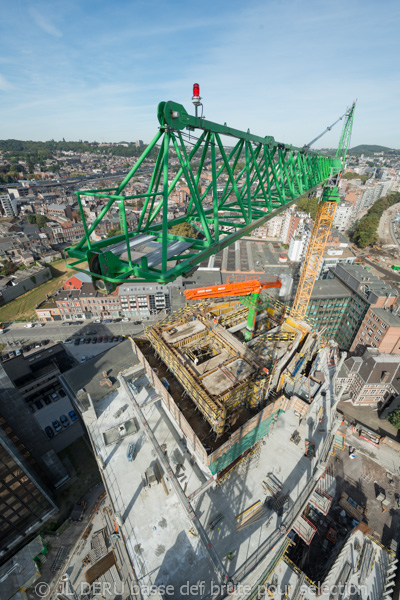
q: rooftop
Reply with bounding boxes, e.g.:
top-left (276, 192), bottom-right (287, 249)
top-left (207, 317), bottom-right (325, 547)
top-left (62, 339), bottom-right (139, 405)
top-left (311, 279), bottom-right (352, 300)
top-left (372, 306), bottom-right (400, 327)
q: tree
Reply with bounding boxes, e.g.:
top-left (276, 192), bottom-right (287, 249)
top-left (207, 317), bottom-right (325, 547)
top-left (36, 215), bottom-right (48, 228)
top-left (107, 228), bottom-right (121, 238)
top-left (0, 261), bottom-right (18, 277)
top-left (296, 197), bottom-right (319, 220)
top-left (388, 408), bottom-right (400, 429)
top-left (27, 214), bottom-right (37, 224)
top-left (169, 222), bottom-right (198, 239)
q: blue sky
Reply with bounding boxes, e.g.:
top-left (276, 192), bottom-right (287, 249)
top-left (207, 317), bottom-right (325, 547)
top-left (0, 0), bottom-right (399, 148)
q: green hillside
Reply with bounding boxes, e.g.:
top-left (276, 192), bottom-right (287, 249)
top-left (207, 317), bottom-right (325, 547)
top-left (350, 144), bottom-right (396, 155)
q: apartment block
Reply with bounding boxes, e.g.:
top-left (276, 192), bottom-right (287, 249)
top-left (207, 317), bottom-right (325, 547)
top-left (351, 306), bottom-right (400, 354)
top-left (336, 348), bottom-right (400, 407)
top-left (36, 280), bottom-right (172, 321)
top-left (328, 264), bottom-right (398, 350)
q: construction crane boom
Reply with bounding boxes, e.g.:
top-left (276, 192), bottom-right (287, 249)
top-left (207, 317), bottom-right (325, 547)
top-left (184, 278), bottom-right (281, 300)
top-left (185, 278), bottom-right (282, 341)
top-left (292, 102), bottom-right (356, 319)
top-left (66, 86), bottom-right (353, 291)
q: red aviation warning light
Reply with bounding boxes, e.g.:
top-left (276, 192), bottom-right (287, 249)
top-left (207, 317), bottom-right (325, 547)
top-left (192, 83), bottom-right (201, 107)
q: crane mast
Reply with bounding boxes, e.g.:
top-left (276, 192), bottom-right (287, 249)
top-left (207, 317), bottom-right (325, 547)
top-left (292, 102), bottom-right (356, 319)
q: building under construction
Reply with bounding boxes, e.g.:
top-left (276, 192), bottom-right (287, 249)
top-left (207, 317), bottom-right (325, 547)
top-left (133, 289), bottom-right (324, 475)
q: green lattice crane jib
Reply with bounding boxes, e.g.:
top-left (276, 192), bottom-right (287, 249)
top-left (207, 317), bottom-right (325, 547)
top-left (66, 100), bottom-right (353, 290)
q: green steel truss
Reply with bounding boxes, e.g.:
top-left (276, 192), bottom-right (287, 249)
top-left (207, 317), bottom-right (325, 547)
top-left (67, 100), bottom-right (344, 288)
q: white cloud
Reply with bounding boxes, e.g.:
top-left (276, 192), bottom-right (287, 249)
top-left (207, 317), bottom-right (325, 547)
top-left (29, 7), bottom-right (62, 38)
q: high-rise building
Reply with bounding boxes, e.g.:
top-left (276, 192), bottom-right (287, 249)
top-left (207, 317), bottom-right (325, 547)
top-left (0, 193), bottom-right (18, 217)
top-left (0, 419), bottom-right (57, 558)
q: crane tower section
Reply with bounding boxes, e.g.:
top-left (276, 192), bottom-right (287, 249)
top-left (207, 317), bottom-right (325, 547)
top-left (292, 102), bottom-right (356, 318)
top-left (66, 88), bottom-right (347, 290)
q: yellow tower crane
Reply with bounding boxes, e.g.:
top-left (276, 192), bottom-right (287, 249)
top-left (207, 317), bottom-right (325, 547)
top-left (292, 102), bottom-right (356, 319)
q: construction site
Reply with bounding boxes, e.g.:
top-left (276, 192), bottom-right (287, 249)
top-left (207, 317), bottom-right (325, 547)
top-left (64, 92), bottom-right (399, 600)
top-left (133, 279), bottom-right (324, 475)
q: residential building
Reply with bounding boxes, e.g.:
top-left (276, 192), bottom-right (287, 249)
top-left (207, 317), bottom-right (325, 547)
top-left (46, 203), bottom-right (73, 221)
top-left (118, 282), bottom-right (171, 317)
top-left (332, 200), bottom-right (353, 232)
top-left (336, 348), bottom-right (400, 407)
top-left (318, 246), bottom-right (356, 279)
top-left (36, 281), bottom-right (172, 321)
top-left (351, 306), bottom-right (400, 354)
top-left (327, 264), bottom-right (398, 350)
top-left (0, 193), bottom-right (18, 217)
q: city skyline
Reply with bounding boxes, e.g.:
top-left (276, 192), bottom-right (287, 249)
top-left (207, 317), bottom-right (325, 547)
top-left (0, 0), bottom-right (399, 147)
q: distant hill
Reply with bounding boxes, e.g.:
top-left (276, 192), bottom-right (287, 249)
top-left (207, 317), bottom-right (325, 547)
top-left (350, 144), bottom-right (396, 155)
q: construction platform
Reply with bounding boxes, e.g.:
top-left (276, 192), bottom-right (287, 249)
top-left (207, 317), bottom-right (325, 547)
top-left (133, 296), bottom-right (322, 475)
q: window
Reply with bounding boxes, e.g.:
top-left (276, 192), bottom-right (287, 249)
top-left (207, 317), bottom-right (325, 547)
top-left (377, 329), bottom-right (383, 335)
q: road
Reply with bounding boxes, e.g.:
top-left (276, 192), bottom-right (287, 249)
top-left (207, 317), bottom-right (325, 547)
top-left (0, 319), bottom-right (155, 348)
top-left (377, 204), bottom-right (400, 249)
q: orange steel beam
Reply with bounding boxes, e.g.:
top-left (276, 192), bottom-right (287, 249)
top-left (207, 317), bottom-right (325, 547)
top-left (184, 278), bottom-right (281, 300)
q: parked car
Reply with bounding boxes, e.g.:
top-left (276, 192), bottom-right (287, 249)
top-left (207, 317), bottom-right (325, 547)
top-left (92, 337), bottom-right (97, 344)
top-left (98, 336), bottom-right (103, 343)
top-left (51, 392), bottom-right (59, 400)
top-left (45, 426), bottom-right (54, 439)
top-left (112, 336), bottom-right (119, 342)
top-left (15, 349), bottom-right (21, 356)
top-left (74, 339), bottom-right (80, 346)
top-left (121, 318), bottom-right (130, 322)
top-left (52, 419), bottom-right (62, 432)
top-left (93, 319), bottom-right (101, 323)
top-left (80, 356), bottom-right (87, 363)
top-left (88, 354), bottom-right (94, 359)
top-left (133, 320), bottom-right (141, 325)
top-left (68, 410), bottom-right (78, 421)
top-left (58, 389), bottom-right (66, 398)
top-left (60, 415), bottom-right (69, 428)
top-left (35, 400), bottom-right (43, 410)
top-left (103, 336), bottom-right (109, 343)
top-left (44, 396), bottom-right (52, 405)
top-left (65, 338), bottom-right (73, 344)
top-left (118, 336), bottom-right (124, 342)
top-left (85, 338), bottom-right (91, 344)
top-left (34, 323), bottom-right (44, 327)
top-left (62, 322), bottom-right (71, 326)
top-left (24, 323), bottom-right (34, 328)
top-left (80, 338), bottom-right (85, 344)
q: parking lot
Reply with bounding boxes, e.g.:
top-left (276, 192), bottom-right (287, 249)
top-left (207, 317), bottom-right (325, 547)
top-left (62, 335), bottom-right (123, 362)
top-left (31, 389), bottom-right (85, 451)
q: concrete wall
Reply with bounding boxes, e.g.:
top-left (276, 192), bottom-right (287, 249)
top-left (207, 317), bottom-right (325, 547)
top-left (0, 266), bottom-right (52, 305)
top-left (131, 339), bottom-right (208, 465)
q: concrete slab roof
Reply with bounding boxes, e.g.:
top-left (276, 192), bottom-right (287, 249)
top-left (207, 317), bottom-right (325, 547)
top-left (62, 340), bottom-right (139, 406)
top-left (161, 320), bottom-right (206, 345)
top-left (201, 358), bottom-right (255, 396)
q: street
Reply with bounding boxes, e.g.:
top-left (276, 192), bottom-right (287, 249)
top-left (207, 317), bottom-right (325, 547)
top-left (0, 319), bottom-right (151, 349)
